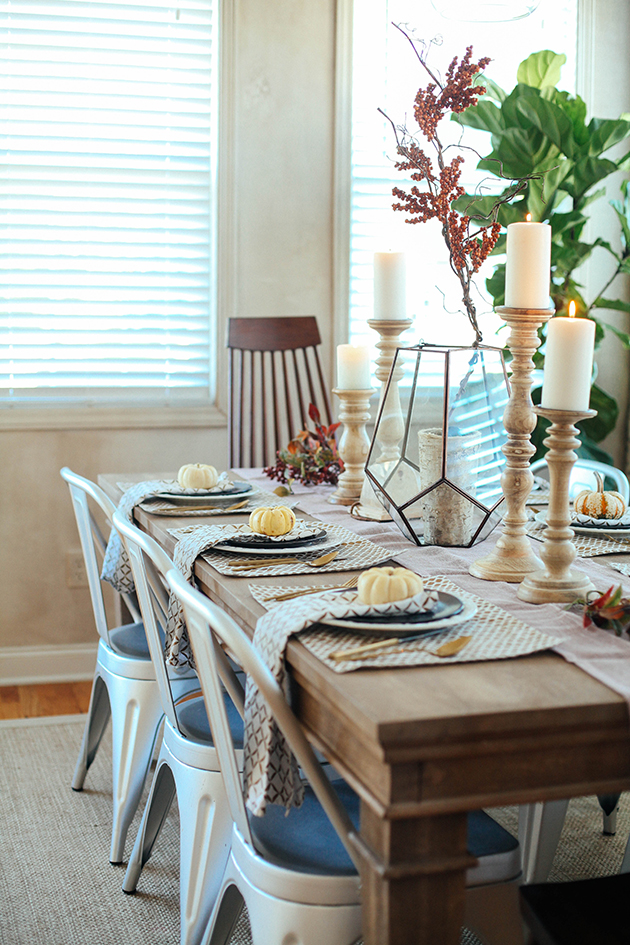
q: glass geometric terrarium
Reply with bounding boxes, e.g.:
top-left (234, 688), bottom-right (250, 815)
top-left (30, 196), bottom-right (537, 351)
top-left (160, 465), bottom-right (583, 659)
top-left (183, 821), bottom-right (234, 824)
top-left (365, 343), bottom-right (510, 547)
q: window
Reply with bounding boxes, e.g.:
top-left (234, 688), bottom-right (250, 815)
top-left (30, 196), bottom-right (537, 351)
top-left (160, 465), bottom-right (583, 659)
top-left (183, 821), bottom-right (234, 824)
top-left (0, 0), bottom-right (218, 408)
top-left (349, 0), bottom-right (577, 348)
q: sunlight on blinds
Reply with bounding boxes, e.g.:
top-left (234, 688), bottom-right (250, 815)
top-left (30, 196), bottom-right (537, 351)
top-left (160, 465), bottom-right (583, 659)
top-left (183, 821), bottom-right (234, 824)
top-left (0, 0), bottom-right (217, 406)
top-left (350, 0), bottom-right (577, 349)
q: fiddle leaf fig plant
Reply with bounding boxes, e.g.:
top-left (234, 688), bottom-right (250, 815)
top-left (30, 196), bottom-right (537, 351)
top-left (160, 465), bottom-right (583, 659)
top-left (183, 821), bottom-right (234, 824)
top-left (451, 49), bottom-right (630, 461)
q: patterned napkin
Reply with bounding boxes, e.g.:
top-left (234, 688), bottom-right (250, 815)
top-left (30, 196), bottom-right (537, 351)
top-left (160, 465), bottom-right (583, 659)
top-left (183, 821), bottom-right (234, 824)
top-left (134, 487), bottom-right (290, 517)
top-left (244, 576), bottom-right (563, 817)
top-left (168, 520), bottom-right (393, 577)
top-left (101, 474), bottom-right (235, 594)
top-left (525, 520), bottom-right (630, 557)
top-left (242, 588), bottom-right (439, 818)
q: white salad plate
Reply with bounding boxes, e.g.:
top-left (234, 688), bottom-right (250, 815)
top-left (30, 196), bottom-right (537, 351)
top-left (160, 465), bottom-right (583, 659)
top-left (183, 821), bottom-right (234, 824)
top-left (534, 509), bottom-right (630, 537)
top-left (320, 593), bottom-right (476, 635)
top-left (215, 523), bottom-right (338, 556)
top-left (156, 482), bottom-right (255, 505)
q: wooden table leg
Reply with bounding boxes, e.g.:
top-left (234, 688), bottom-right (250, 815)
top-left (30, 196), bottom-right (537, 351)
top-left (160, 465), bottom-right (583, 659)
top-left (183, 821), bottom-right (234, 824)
top-left (357, 803), bottom-right (476, 945)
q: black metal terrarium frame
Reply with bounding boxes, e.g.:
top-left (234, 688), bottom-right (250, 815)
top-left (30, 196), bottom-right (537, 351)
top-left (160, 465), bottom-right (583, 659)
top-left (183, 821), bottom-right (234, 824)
top-left (364, 342), bottom-right (511, 547)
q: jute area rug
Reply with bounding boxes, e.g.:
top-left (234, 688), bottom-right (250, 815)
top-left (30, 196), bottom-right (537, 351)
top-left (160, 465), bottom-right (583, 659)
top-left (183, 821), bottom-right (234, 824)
top-left (0, 715), bottom-right (628, 945)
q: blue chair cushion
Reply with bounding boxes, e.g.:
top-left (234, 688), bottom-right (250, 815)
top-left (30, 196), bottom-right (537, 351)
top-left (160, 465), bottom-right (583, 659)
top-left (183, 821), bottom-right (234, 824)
top-left (109, 621), bottom-right (155, 659)
top-left (177, 694), bottom-right (244, 749)
top-left (249, 794), bottom-right (517, 879)
top-left (248, 781), bottom-right (360, 876)
top-left (467, 809), bottom-right (519, 857)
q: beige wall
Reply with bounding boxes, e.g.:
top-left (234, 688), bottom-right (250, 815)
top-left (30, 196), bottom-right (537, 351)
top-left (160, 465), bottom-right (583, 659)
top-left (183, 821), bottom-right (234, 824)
top-left (3, 0), bottom-right (629, 672)
top-left (0, 0), bottom-right (336, 664)
top-left (578, 0), bottom-right (630, 467)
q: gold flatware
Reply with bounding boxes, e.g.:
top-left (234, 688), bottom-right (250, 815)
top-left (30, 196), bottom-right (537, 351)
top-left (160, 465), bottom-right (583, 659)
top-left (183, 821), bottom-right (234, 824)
top-left (268, 575), bottom-right (359, 602)
top-left (177, 499), bottom-right (250, 512)
top-left (329, 634), bottom-right (472, 662)
top-left (227, 549), bottom-right (341, 570)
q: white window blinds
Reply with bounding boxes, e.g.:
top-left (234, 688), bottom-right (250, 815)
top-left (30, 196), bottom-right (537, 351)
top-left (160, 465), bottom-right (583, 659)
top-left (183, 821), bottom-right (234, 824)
top-left (349, 1), bottom-right (577, 350)
top-left (0, 0), bottom-right (217, 407)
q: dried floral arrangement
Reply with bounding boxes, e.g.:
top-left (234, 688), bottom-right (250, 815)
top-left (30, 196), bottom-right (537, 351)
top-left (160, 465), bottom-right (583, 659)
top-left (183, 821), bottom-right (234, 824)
top-left (264, 404), bottom-right (344, 487)
top-left (381, 26), bottom-right (523, 345)
top-left (577, 585), bottom-right (630, 637)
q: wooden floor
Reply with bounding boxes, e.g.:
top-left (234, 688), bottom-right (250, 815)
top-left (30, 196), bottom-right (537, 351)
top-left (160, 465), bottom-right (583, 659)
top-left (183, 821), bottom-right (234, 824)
top-left (0, 681), bottom-right (92, 720)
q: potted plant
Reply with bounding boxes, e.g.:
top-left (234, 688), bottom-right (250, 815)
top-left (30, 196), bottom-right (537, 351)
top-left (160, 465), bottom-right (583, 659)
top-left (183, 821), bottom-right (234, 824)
top-left (452, 49), bottom-right (630, 461)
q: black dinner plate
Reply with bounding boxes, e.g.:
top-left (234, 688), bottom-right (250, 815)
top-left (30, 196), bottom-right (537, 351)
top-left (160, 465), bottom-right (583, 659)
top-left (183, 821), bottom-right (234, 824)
top-left (334, 592), bottom-right (463, 626)
top-left (221, 528), bottom-right (328, 550)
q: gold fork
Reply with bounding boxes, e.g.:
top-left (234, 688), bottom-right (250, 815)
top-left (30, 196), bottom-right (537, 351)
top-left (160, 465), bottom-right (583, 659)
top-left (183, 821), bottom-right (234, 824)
top-left (267, 575), bottom-right (359, 602)
top-left (227, 549), bottom-right (341, 570)
top-left (179, 499), bottom-right (250, 512)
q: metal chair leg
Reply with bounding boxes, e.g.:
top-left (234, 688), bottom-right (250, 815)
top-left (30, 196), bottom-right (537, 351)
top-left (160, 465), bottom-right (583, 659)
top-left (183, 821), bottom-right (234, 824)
top-left (598, 793), bottom-right (620, 836)
top-left (72, 674), bottom-right (111, 791)
top-left (123, 759), bottom-right (176, 892)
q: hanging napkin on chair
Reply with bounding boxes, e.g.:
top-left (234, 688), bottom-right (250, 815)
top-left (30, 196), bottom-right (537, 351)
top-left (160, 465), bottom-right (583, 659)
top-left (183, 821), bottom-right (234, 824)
top-left (101, 475), bottom-right (233, 595)
top-left (163, 523), bottom-right (244, 670)
top-left (243, 587), bottom-right (438, 818)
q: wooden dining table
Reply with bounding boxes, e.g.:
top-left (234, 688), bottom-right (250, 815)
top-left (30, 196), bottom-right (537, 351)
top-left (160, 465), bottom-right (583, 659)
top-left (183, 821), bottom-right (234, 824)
top-left (100, 471), bottom-right (630, 945)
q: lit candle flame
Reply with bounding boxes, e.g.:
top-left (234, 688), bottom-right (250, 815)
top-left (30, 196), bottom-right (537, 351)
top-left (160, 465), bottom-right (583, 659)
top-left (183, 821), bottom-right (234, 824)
top-left (568, 300), bottom-right (576, 318)
top-left (526, 213), bottom-right (532, 222)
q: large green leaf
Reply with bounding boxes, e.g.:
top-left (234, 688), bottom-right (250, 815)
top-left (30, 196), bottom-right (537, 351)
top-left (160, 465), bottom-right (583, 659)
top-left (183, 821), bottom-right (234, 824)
top-left (477, 73), bottom-right (506, 103)
top-left (610, 182), bottom-right (630, 251)
top-left (584, 117), bottom-right (630, 157)
top-left (450, 193), bottom-right (522, 227)
top-left (552, 90), bottom-right (589, 147)
top-left (516, 95), bottom-right (576, 158)
top-left (485, 263), bottom-right (505, 307)
top-left (580, 383), bottom-right (618, 443)
top-left (600, 319), bottom-right (630, 349)
top-left (517, 50), bottom-right (566, 89)
top-left (565, 156), bottom-right (618, 200)
top-left (549, 209), bottom-right (587, 239)
top-left (593, 298), bottom-right (630, 318)
top-left (452, 99), bottom-right (504, 136)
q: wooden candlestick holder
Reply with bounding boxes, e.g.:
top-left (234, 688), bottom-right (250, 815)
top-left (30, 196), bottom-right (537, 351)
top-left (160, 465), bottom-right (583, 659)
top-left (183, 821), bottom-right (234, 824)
top-left (329, 388), bottom-right (374, 505)
top-left (469, 305), bottom-right (554, 583)
top-left (352, 317), bottom-right (413, 521)
top-left (517, 406), bottom-right (596, 604)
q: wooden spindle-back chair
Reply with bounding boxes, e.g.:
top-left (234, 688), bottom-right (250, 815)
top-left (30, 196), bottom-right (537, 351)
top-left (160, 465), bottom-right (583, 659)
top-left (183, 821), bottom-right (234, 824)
top-left (226, 316), bottom-right (333, 468)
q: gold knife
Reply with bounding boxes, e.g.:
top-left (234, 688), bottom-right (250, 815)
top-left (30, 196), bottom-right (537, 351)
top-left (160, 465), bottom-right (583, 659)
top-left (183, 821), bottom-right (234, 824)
top-left (329, 634), bottom-right (472, 662)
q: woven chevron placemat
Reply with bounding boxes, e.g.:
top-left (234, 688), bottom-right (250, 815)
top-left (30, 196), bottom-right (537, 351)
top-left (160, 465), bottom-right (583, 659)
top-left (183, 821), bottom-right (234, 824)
top-left (249, 575), bottom-right (562, 672)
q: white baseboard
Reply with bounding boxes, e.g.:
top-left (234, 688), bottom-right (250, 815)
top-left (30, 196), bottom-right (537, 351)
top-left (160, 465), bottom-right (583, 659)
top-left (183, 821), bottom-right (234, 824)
top-left (0, 643), bottom-right (98, 686)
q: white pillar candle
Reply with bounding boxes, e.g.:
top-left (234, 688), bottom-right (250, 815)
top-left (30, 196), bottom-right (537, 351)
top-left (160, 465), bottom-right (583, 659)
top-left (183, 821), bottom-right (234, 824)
top-left (541, 306), bottom-right (595, 411)
top-left (373, 251), bottom-right (406, 320)
top-left (336, 344), bottom-right (371, 390)
top-left (504, 219), bottom-right (552, 309)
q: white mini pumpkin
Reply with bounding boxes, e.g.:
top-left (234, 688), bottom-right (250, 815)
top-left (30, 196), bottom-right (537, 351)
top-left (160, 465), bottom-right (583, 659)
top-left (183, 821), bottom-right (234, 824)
top-left (249, 506), bottom-right (296, 537)
top-left (357, 566), bottom-right (424, 605)
top-left (574, 472), bottom-right (627, 520)
top-left (177, 463), bottom-right (219, 490)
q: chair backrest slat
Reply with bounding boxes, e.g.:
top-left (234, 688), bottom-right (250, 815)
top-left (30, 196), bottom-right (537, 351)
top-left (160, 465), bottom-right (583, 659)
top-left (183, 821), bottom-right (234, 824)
top-left (226, 316), bottom-right (331, 468)
top-left (61, 466), bottom-right (121, 646)
top-left (112, 512), bottom-right (245, 736)
top-left (167, 568), bottom-right (361, 870)
top-left (113, 510), bottom-right (181, 730)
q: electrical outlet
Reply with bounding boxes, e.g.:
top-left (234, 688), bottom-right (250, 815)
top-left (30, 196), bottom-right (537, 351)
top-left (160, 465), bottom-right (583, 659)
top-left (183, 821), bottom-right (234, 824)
top-left (66, 550), bottom-right (88, 588)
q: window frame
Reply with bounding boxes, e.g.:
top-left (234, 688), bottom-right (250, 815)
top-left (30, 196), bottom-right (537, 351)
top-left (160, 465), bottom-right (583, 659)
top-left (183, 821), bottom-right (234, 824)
top-left (0, 0), bottom-right (236, 433)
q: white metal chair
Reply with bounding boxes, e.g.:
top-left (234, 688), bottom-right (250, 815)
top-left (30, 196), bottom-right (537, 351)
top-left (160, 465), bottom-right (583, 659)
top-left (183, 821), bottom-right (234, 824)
top-left (531, 458), bottom-right (630, 503)
top-left (113, 511), bottom-right (245, 945)
top-left (61, 467), bottom-right (198, 864)
top-left (521, 459), bottom-right (629, 882)
top-left (168, 568), bottom-right (527, 945)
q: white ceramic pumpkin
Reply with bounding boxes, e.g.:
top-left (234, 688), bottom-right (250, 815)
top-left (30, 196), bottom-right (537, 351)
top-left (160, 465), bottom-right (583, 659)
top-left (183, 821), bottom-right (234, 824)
top-left (574, 472), bottom-right (627, 520)
top-left (176, 463), bottom-right (219, 490)
top-left (249, 506), bottom-right (296, 537)
top-left (357, 566), bottom-right (424, 605)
